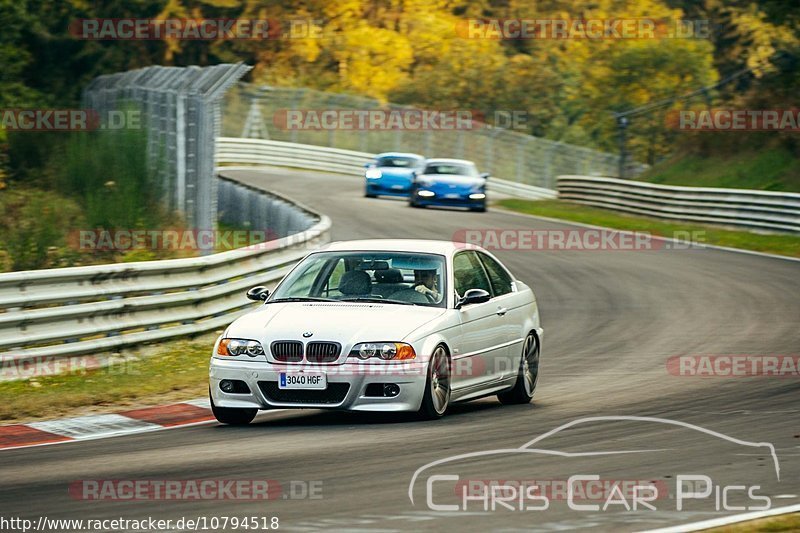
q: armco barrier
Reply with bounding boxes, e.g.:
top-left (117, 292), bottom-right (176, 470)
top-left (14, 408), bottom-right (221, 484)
top-left (0, 185), bottom-right (330, 367)
top-left (215, 137), bottom-right (558, 200)
top-left (557, 175), bottom-right (800, 234)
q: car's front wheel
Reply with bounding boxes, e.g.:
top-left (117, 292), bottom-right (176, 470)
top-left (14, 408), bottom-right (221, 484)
top-left (210, 392), bottom-right (257, 425)
top-left (418, 345), bottom-right (450, 419)
top-left (498, 333), bottom-right (539, 405)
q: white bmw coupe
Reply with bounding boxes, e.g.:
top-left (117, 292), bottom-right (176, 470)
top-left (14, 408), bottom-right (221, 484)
top-left (209, 239), bottom-right (542, 424)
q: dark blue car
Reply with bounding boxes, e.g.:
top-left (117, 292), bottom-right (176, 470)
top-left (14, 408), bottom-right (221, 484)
top-left (364, 153), bottom-right (425, 198)
top-left (409, 158), bottom-right (489, 212)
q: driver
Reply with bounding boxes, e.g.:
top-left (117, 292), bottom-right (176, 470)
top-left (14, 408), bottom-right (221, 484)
top-left (414, 269), bottom-right (441, 302)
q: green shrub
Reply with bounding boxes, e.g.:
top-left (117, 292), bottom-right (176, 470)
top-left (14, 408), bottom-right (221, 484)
top-left (0, 187), bottom-right (85, 271)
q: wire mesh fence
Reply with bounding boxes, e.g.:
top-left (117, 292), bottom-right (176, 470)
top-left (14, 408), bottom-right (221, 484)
top-left (222, 84), bottom-right (645, 189)
top-left (83, 63), bottom-right (252, 231)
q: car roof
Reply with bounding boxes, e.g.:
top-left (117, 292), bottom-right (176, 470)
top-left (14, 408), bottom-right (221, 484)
top-left (423, 158), bottom-right (475, 166)
top-left (374, 152), bottom-right (424, 159)
top-left (318, 239), bottom-right (483, 256)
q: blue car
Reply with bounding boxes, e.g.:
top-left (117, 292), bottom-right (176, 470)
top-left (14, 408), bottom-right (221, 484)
top-left (409, 158), bottom-right (489, 212)
top-left (364, 153), bottom-right (425, 198)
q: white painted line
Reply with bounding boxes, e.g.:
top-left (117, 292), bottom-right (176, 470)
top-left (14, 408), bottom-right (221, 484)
top-left (29, 414), bottom-right (161, 439)
top-left (182, 397), bottom-right (211, 409)
top-left (3, 406), bottom-right (291, 452)
top-left (494, 207), bottom-right (800, 263)
top-left (639, 503), bottom-right (800, 532)
top-left (1, 418), bottom-right (218, 452)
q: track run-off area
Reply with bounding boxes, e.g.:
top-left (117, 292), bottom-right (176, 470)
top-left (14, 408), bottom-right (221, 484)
top-left (0, 167), bottom-right (798, 532)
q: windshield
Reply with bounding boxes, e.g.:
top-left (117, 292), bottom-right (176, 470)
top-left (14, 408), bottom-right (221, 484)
top-left (270, 251), bottom-right (447, 307)
top-left (423, 162), bottom-right (478, 177)
top-left (375, 156), bottom-right (421, 168)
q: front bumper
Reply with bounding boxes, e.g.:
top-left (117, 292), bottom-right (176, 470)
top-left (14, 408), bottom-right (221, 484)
top-left (412, 192), bottom-right (486, 208)
top-left (210, 357), bottom-right (428, 412)
top-left (365, 181), bottom-right (411, 197)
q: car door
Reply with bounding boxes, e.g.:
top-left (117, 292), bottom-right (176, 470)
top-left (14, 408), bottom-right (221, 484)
top-left (451, 251), bottom-right (509, 392)
top-left (477, 251), bottom-right (526, 380)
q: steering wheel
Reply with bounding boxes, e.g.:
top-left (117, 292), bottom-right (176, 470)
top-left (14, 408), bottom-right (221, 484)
top-left (413, 283), bottom-right (438, 303)
top-left (387, 288), bottom-right (430, 304)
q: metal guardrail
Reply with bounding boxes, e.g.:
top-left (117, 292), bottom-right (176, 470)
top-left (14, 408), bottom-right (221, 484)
top-left (0, 186), bottom-right (330, 366)
top-left (216, 137), bottom-right (558, 200)
top-left (557, 176), bottom-right (800, 234)
top-left (217, 137), bottom-right (371, 176)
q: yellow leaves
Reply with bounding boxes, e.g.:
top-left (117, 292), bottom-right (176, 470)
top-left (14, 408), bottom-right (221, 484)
top-left (332, 23), bottom-right (413, 100)
top-left (726, 5), bottom-right (798, 77)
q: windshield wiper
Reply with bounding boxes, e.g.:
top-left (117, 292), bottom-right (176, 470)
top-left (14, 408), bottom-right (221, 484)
top-left (339, 297), bottom-right (416, 306)
top-left (267, 297), bottom-right (337, 303)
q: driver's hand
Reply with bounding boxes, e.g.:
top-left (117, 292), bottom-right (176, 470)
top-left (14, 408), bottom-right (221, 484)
top-left (415, 285), bottom-right (439, 300)
top-left (414, 285), bottom-right (431, 295)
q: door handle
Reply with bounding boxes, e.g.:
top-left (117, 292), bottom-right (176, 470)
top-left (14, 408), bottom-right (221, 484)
top-left (496, 307), bottom-right (508, 316)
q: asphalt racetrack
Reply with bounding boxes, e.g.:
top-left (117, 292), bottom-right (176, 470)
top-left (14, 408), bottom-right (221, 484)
top-left (1, 168), bottom-right (798, 532)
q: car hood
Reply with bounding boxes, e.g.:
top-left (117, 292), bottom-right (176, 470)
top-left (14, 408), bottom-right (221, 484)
top-left (227, 302), bottom-right (447, 350)
top-left (418, 174), bottom-right (485, 188)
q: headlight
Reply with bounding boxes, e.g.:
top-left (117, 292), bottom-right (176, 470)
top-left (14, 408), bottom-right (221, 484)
top-left (365, 168), bottom-right (382, 179)
top-left (217, 338), bottom-right (265, 357)
top-left (417, 190), bottom-right (435, 197)
top-left (469, 193), bottom-right (486, 200)
top-left (349, 342), bottom-right (416, 361)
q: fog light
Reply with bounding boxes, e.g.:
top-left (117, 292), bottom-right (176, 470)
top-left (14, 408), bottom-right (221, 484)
top-left (220, 379), bottom-right (235, 393)
top-left (383, 383), bottom-right (400, 397)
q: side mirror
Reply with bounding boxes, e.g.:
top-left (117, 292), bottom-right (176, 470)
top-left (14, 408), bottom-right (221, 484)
top-left (456, 288), bottom-right (491, 309)
top-left (411, 170), bottom-right (418, 180)
top-left (479, 172), bottom-right (490, 180)
top-left (246, 286), bottom-right (270, 301)
top-left (364, 162), bottom-right (375, 168)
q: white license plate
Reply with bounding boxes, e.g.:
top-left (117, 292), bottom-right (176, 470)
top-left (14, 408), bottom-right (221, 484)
top-left (279, 372), bottom-right (327, 390)
top-left (445, 193), bottom-right (461, 199)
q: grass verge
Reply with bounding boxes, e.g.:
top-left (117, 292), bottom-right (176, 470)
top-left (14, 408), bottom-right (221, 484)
top-left (495, 199), bottom-right (800, 259)
top-left (0, 333), bottom-right (216, 423)
top-left (638, 149), bottom-right (800, 192)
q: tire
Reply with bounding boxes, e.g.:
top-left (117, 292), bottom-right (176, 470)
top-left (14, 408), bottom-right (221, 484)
top-left (365, 190), bottom-right (377, 198)
top-left (498, 333), bottom-right (539, 405)
top-left (470, 205), bottom-right (487, 212)
top-left (210, 391), bottom-right (257, 425)
top-left (418, 345), bottom-right (451, 419)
